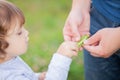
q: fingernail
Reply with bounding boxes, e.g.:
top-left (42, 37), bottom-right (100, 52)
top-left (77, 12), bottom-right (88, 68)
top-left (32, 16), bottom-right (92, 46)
top-left (76, 37), bottom-right (80, 41)
top-left (84, 40), bottom-right (88, 44)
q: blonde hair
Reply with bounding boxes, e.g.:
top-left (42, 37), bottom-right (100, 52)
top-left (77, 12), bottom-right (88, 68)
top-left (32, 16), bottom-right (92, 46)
top-left (0, 0), bottom-right (25, 59)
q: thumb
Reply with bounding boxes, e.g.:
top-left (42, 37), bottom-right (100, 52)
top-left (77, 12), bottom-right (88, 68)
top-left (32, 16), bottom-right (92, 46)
top-left (84, 32), bottom-right (101, 45)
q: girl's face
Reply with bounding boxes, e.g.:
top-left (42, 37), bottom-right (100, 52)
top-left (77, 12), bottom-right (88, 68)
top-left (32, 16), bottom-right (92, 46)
top-left (5, 23), bottom-right (29, 58)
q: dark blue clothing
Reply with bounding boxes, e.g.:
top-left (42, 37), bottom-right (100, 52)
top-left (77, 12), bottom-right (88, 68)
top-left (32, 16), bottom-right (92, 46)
top-left (84, 4), bottom-right (120, 80)
top-left (92, 0), bottom-right (120, 23)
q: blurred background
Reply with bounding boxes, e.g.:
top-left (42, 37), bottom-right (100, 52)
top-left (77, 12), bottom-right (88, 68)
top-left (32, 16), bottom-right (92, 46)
top-left (9, 0), bottom-right (84, 80)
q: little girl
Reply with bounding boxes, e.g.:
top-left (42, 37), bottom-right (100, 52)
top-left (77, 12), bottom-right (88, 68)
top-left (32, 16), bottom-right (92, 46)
top-left (0, 1), bottom-right (78, 80)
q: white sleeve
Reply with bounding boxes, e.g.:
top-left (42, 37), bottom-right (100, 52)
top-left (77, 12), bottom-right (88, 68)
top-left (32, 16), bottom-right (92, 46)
top-left (35, 73), bottom-right (41, 79)
top-left (45, 53), bottom-right (72, 80)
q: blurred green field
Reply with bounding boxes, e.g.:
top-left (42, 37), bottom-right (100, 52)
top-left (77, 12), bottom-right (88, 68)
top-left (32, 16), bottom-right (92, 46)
top-left (9, 0), bottom-right (84, 80)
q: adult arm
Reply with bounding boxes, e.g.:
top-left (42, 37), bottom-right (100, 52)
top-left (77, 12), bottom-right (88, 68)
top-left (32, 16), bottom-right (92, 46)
top-left (63, 0), bottom-right (91, 41)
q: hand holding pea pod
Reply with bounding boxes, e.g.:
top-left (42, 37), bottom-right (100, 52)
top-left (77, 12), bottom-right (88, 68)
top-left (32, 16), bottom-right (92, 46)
top-left (78, 35), bottom-right (89, 47)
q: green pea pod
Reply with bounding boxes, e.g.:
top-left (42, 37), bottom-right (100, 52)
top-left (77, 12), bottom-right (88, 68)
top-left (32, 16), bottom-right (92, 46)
top-left (78, 35), bottom-right (89, 47)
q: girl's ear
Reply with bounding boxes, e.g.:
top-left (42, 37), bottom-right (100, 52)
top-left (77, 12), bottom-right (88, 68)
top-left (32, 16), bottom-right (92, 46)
top-left (0, 38), bottom-right (9, 59)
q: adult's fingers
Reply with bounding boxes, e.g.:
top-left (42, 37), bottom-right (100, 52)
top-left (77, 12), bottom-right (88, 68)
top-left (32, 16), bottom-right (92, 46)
top-left (63, 35), bottom-right (72, 41)
top-left (63, 24), bottom-right (72, 41)
top-left (71, 23), bottom-right (80, 41)
top-left (84, 45), bottom-right (106, 58)
top-left (89, 52), bottom-right (101, 57)
top-left (84, 32), bottom-right (101, 45)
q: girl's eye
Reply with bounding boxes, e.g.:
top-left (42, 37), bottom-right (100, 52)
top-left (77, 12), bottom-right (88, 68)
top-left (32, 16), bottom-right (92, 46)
top-left (18, 31), bottom-right (22, 35)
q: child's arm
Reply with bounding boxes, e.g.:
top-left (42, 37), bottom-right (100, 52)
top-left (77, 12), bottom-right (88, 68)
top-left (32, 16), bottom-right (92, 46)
top-left (43, 41), bottom-right (78, 80)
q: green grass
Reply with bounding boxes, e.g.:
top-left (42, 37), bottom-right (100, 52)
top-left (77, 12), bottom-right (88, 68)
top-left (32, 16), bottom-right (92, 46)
top-left (9, 0), bottom-right (84, 80)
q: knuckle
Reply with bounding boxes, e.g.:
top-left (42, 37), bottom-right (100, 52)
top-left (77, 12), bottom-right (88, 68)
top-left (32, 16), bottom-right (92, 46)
top-left (99, 53), bottom-right (105, 57)
top-left (103, 54), bottom-right (110, 58)
top-left (98, 50), bottom-right (105, 57)
top-left (99, 51), bottom-right (109, 58)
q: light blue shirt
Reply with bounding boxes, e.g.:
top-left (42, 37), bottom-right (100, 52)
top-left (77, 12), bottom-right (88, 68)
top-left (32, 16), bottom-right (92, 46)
top-left (0, 54), bottom-right (72, 80)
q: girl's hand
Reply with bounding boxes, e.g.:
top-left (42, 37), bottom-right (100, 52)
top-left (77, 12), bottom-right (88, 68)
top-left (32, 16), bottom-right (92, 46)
top-left (57, 41), bottom-right (79, 58)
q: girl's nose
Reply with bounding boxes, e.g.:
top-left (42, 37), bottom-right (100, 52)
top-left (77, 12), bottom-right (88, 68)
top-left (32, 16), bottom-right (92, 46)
top-left (23, 28), bottom-right (29, 36)
top-left (26, 30), bottom-right (29, 36)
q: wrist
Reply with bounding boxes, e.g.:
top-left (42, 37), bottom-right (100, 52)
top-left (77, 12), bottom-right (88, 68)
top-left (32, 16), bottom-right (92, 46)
top-left (56, 52), bottom-right (72, 58)
top-left (72, 0), bottom-right (91, 12)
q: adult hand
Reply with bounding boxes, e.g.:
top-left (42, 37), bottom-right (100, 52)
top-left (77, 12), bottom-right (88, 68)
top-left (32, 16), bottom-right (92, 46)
top-left (84, 27), bottom-right (120, 58)
top-left (63, 10), bottom-right (90, 42)
top-left (63, 0), bottom-right (91, 42)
